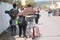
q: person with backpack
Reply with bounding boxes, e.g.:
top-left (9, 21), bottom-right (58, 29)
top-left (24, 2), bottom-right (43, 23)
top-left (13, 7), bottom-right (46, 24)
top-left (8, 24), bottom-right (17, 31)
top-left (9, 3), bottom-right (19, 36)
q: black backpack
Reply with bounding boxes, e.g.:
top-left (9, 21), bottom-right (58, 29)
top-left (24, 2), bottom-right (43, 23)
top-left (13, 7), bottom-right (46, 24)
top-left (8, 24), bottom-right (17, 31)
top-left (10, 8), bottom-right (19, 19)
top-left (10, 10), bottom-right (17, 19)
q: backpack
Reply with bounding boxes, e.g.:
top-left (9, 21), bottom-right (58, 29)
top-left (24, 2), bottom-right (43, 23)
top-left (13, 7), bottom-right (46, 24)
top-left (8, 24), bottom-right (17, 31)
top-left (12, 11), bottom-right (17, 19)
top-left (10, 8), bottom-right (19, 19)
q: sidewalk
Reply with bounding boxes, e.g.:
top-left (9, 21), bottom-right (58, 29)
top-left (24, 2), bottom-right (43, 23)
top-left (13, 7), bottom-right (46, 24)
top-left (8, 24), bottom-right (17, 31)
top-left (8, 35), bottom-right (33, 40)
top-left (0, 28), bottom-right (11, 40)
top-left (0, 10), bottom-right (60, 40)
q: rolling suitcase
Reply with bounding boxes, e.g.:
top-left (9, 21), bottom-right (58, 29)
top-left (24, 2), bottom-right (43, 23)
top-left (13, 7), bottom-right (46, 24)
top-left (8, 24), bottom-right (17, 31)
top-left (33, 26), bottom-right (40, 37)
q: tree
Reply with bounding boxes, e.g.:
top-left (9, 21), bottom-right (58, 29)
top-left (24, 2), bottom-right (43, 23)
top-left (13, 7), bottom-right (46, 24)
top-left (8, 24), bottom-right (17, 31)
top-left (0, 0), bottom-right (13, 4)
top-left (26, 0), bottom-right (35, 7)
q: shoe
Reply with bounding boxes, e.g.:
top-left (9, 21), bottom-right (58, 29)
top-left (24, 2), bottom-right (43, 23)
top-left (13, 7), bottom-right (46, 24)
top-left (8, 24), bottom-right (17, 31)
top-left (19, 35), bottom-right (21, 37)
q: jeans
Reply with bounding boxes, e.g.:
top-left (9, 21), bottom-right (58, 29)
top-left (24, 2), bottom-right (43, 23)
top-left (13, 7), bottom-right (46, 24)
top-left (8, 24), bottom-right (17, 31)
top-left (11, 25), bottom-right (16, 36)
top-left (18, 21), bottom-right (27, 37)
top-left (35, 14), bottom-right (40, 24)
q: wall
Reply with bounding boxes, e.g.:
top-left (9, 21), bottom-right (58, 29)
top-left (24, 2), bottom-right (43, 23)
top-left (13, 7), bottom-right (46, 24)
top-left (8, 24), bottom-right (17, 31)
top-left (0, 2), bottom-right (12, 34)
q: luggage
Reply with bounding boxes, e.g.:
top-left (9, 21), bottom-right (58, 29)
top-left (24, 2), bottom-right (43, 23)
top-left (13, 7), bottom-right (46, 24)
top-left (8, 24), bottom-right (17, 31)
top-left (26, 26), bottom-right (40, 38)
top-left (33, 26), bottom-right (40, 37)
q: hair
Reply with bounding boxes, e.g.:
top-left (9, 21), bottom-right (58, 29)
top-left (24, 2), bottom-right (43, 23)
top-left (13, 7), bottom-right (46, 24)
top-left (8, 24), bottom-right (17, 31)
top-left (27, 4), bottom-right (31, 7)
top-left (13, 3), bottom-right (16, 8)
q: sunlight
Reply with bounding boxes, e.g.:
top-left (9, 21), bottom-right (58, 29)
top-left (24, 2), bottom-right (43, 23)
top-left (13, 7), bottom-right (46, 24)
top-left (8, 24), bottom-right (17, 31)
top-left (21, 0), bottom-right (26, 6)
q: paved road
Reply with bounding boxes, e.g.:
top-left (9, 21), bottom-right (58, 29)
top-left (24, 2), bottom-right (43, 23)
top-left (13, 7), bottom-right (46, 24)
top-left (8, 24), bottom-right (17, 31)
top-left (37, 10), bottom-right (60, 40)
top-left (8, 10), bottom-right (60, 40)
